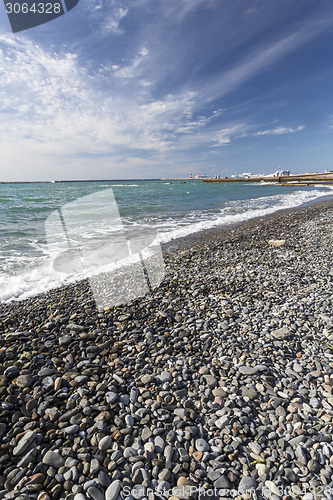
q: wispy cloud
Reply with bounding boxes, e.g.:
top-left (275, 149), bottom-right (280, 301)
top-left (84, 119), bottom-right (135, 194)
top-left (200, 16), bottom-right (333, 100)
top-left (161, 0), bottom-right (218, 23)
top-left (211, 124), bottom-right (248, 146)
top-left (254, 125), bottom-right (304, 136)
top-left (205, 122), bottom-right (305, 148)
top-left (113, 47), bottom-right (149, 79)
top-left (305, 144), bottom-right (333, 153)
top-left (82, 1), bottom-right (128, 36)
top-left (103, 7), bottom-right (128, 35)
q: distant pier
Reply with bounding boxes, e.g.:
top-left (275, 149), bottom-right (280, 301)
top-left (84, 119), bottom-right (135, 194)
top-left (203, 171), bottom-right (333, 185)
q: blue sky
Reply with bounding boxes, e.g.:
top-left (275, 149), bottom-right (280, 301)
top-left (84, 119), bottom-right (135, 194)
top-left (0, 0), bottom-right (333, 181)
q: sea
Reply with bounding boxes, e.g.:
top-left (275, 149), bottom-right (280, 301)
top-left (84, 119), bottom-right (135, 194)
top-left (1, 179), bottom-right (333, 304)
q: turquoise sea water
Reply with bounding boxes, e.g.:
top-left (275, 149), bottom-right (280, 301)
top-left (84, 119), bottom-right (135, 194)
top-left (1, 179), bottom-right (332, 302)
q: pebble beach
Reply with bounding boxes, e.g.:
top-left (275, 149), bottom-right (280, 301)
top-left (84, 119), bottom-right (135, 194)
top-left (0, 199), bottom-right (332, 500)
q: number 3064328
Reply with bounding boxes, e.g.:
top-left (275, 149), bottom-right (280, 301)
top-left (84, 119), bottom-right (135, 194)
top-left (5, 3), bottom-right (62, 14)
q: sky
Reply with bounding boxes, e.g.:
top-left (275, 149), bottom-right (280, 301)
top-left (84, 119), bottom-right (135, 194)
top-left (0, 0), bottom-right (333, 181)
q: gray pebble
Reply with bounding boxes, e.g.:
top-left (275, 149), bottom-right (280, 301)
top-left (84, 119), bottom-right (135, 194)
top-left (87, 487), bottom-right (104, 500)
top-left (106, 480), bottom-right (121, 500)
top-left (238, 476), bottom-right (257, 493)
top-left (42, 450), bottom-right (65, 468)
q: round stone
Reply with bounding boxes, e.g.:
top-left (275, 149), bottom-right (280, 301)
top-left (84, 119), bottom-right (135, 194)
top-left (106, 480), bottom-right (121, 500)
top-left (238, 476), bottom-right (257, 494)
top-left (42, 450), bottom-right (65, 469)
top-left (99, 435), bottom-right (112, 451)
top-left (195, 438), bottom-right (209, 452)
top-left (16, 374), bottom-right (32, 388)
top-left (87, 487), bottom-right (104, 500)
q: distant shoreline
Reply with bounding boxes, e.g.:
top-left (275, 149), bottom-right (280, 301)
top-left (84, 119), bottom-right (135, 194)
top-left (1, 171), bottom-right (333, 184)
top-left (0, 179), bottom-right (164, 184)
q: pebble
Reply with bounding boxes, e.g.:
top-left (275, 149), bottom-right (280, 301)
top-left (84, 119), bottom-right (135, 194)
top-left (87, 487), bottom-right (104, 500)
top-left (154, 436), bottom-right (165, 453)
top-left (130, 387), bottom-right (139, 404)
top-left (125, 415), bottom-right (134, 427)
top-left (215, 415), bottom-right (229, 429)
top-left (239, 365), bottom-right (261, 375)
top-left (105, 392), bottom-right (118, 404)
top-left (271, 327), bottom-right (290, 340)
top-left (195, 438), bottom-right (209, 452)
top-left (13, 431), bottom-right (36, 456)
top-left (105, 480), bottom-right (121, 500)
top-left (98, 435), bottom-right (112, 451)
top-left (15, 374), bottom-right (32, 388)
top-left (157, 371), bottom-right (172, 383)
top-left (212, 387), bottom-right (227, 398)
top-left (241, 386), bottom-right (258, 399)
top-left (42, 451), bottom-right (65, 468)
top-left (141, 374), bottom-right (153, 385)
top-left (264, 481), bottom-right (281, 496)
top-left (238, 476), bottom-right (257, 493)
top-left (214, 475), bottom-right (231, 489)
top-left (295, 444), bottom-right (307, 465)
top-left (248, 442), bottom-right (262, 455)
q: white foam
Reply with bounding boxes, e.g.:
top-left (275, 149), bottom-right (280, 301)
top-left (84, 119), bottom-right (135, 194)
top-left (96, 183), bottom-right (139, 187)
top-left (313, 184), bottom-right (333, 189)
top-left (0, 259), bottom-right (73, 302)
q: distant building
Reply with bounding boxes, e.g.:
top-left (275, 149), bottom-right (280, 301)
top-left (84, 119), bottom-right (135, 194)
top-left (231, 172), bottom-right (252, 179)
top-left (195, 173), bottom-right (208, 179)
top-left (273, 169), bottom-right (290, 177)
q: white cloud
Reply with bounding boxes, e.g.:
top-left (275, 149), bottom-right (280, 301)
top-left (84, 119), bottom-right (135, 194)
top-left (254, 125), bottom-right (304, 136)
top-left (206, 123), bottom-right (304, 147)
top-left (113, 47), bottom-right (149, 79)
top-left (212, 124), bottom-right (248, 146)
top-left (103, 7), bottom-right (128, 34)
top-left (83, 1), bottom-right (128, 36)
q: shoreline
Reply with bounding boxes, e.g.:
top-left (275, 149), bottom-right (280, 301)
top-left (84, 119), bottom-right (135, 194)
top-left (0, 198), bottom-right (332, 499)
top-left (161, 196), bottom-right (333, 254)
top-left (2, 196), bottom-right (333, 311)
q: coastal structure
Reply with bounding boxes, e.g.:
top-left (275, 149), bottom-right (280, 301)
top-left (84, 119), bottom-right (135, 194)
top-left (272, 168), bottom-right (291, 177)
top-left (203, 170), bottom-right (333, 185)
